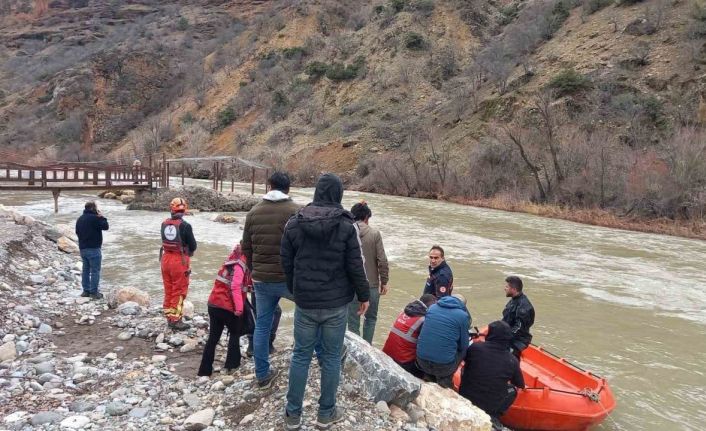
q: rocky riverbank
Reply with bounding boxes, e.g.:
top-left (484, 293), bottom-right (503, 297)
top-left (0, 207), bottom-right (491, 431)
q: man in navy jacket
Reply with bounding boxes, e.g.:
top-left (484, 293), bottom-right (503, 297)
top-left (416, 293), bottom-right (470, 388)
top-left (75, 201), bottom-right (109, 299)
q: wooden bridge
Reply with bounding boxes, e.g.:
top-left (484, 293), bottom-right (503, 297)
top-left (0, 154), bottom-right (271, 212)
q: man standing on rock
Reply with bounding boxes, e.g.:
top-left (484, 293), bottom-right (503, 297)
top-left (423, 245), bottom-right (453, 298)
top-left (75, 201), bottom-right (109, 300)
top-left (160, 197), bottom-right (197, 331)
top-left (346, 201), bottom-right (389, 344)
top-left (281, 173), bottom-right (370, 430)
top-left (241, 171), bottom-right (300, 386)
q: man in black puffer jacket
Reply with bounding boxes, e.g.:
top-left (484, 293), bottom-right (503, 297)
top-left (459, 320), bottom-right (525, 430)
top-left (281, 173), bottom-right (370, 430)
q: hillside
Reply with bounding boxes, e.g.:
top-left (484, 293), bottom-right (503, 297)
top-left (1, 0), bottom-right (705, 222)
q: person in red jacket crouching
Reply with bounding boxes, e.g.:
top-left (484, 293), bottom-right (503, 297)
top-left (382, 294), bottom-right (437, 377)
top-left (198, 244), bottom-right (250, 376)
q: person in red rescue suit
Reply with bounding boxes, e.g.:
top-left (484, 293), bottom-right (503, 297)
top-left (198, 244), bottom-right (249, 376)
top-left (382, 294), bottom-right (437, 377)
top-left (423, 245), bottom-right (454, 298)
top-left (160, 197), bottom-right (197, 330)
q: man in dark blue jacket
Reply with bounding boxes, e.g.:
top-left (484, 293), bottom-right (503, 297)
top-left (423, 245), bottom-right (453, 298)
top-left (281, 173), bottom-right (370, 430)
top-left (75, 201), bottom-right (109, 299)
top-left (416, 293), bottom-right (470, 388)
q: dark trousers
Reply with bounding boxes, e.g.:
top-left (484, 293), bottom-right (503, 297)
top-left (416, 351), bottom-right (464, 388)
top-left (198, 306), bottom-right (243, 376)
top-left (399, 360), bottom-right (425, 378)
top-left (490, 384), bottom-right (518, 417)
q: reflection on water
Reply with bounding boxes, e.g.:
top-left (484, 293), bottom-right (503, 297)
top-left (2, 178), bottom-right (705, 431)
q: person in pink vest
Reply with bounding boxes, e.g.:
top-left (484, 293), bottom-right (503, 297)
top-left (198, 244), bottom-right (250, 376)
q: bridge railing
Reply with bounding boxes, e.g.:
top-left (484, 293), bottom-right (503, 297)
top-left (0, 162), bottom-right (155, 188)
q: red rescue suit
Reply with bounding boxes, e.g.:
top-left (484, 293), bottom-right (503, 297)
top-left (382, 312), bottom-right (425, 364)
top-left (161, 217), bottom-right (191, 322)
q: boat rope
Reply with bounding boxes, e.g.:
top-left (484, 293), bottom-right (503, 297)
top-left (524, 386), bottom-right (602, 401)
top-left (578, 388), bottom-right (601, 402)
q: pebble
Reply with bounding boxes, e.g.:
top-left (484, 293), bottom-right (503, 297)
top-left (105, 401), bottom-right (131, 416)
top-left (30, 411), bottom-right (62, 425)
top-left (70, 400), bottom-right (95, 412)
top-left (117, 331), bottom-right (132, 341)
top-left (376, 400), bottom-right (391, 416)
top-left (60, 415), bottom-right (91, 429)
top-left (34, 361), bottom-right (54, 374)
top-left (152, 355), bottom-right (167, 363)
top-left (128, 407), bottom-right (150, 418)
top-left (240, 413), bottom-right (254, 425)
top-left (37, 323), bottom-right (53, 334)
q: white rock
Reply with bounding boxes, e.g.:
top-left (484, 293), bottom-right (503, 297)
top-left (4, 411), bottom-right (28, 424)
top-left (152, 355), bottom-right (167, 363)
top-left (414, 382), bottom-right (491, 431)
top-left (0, 341), bottom-right (17, 362)
top-left (183, 408), bottom-right (215, 431)
top-left (37, 323), bottom-right (53, 334)
top-left (239, 413), bottom-right (254, 425)
top-left (60, 415), bottom-right (91, 429)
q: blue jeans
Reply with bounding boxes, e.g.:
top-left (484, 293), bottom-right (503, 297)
top-left (254, 281), bottom-right (293, 380)
top-left (286, 305), bottom-right (347, 418)
top-left (347, 287), bottom-right (380, 344)
top-left (80, 248), bottom-right (102, 294)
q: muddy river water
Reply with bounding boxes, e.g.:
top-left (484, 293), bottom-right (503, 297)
top-left (1, 178), bottom-right (705, 430)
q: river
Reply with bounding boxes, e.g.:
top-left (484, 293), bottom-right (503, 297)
top-left (1, 179), bottom-right (705, 431)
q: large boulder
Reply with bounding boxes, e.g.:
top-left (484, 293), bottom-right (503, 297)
top-left (214, 214), bottom-right (238, 224)
top-left (413, 382), bottom-right (491, 431)
top-left (127, 186), bottom-right (259, 212)
top-left (343, 332), bottom-right (421, 407)
top-left (107, 287), bottom-right (150, 308)
top-left (57, 236), bottom-right (79, 254)
top-left (55, 223), bottom-right (78, 242)
top-left (119, 195), bottom-right (134, 204)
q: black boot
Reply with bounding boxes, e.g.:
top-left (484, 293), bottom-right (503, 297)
top-left (168, 319), bottom-right (190, 331)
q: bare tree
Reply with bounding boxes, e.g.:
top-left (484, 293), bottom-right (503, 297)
top-left (427, 127), bottom-right (451, 193)
top-left (501, 123), bottom-right (548, 202)
top-left (533, 90), bottom-right (565, 185)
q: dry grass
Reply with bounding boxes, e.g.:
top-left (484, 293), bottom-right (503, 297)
top-left (449, 196), bottom-right (706, 241)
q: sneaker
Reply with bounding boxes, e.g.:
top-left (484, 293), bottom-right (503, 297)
top-left (222, 366), bottom-right (240, 375)
top-left (80, 291), bottom-right (90, 297)
top-left (257, 367), bottom-right (279, 390)
top-left (269, 343), bottom-right (277, 354)
top-left (491, 416), bottom-right (504, 430)
top-left (284, 410), bottom-right (302, 430)
top-left (316, 407), bottom-right (344, 429)
top-left (89, 292), bottom-right (104, 300)
top-left (246, 343), bottom-right (253, 357)
top-left (168, 320), bottom-right (190, 331)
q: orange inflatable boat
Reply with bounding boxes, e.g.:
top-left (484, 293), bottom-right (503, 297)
top-left (453, 335), bottom-right (616, 431)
